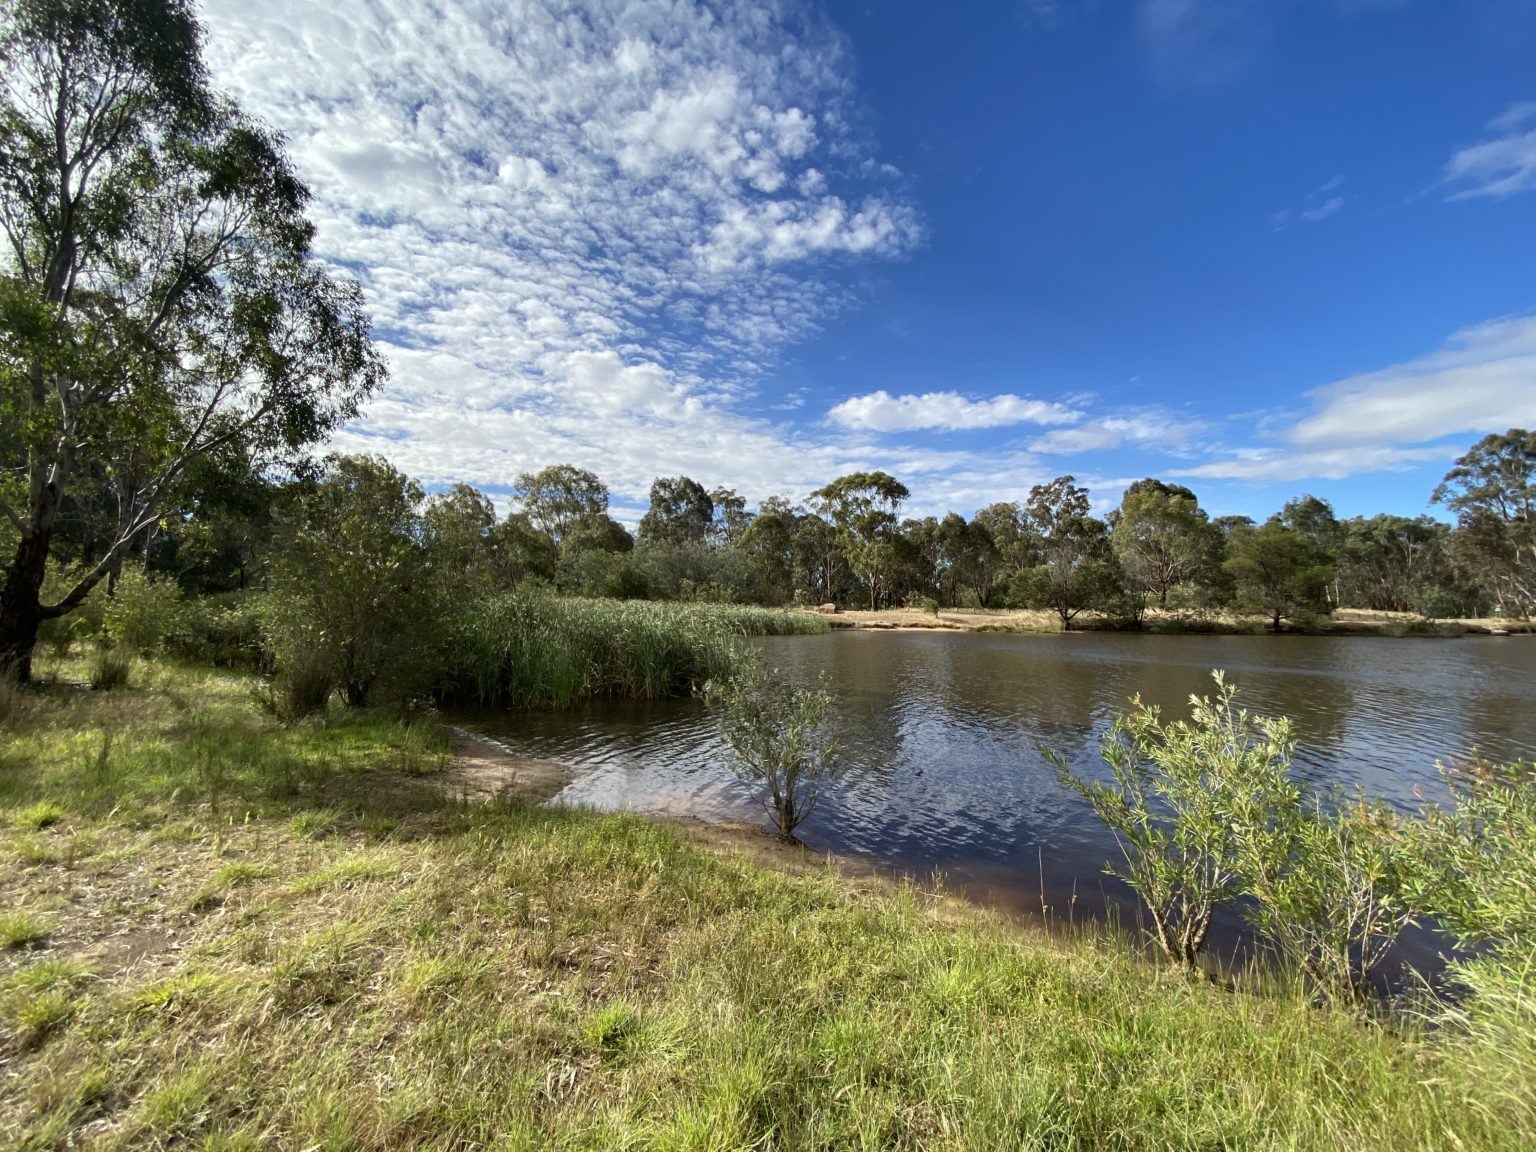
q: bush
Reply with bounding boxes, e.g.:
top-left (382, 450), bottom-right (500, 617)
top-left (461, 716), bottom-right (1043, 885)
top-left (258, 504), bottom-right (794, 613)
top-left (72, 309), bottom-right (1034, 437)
top-left (166, 592), bottom-right (270, 668)
top-left (1232, 790), bottom-right (1416, 1000)
top-left (1055, 672), bottom-right (1295, 970)
top-left (255, 655), bottom-right (334, 724)
top-left (704, 651), bottom-right (843, 843)
top-left (102, 565), bottom-right (184, 655)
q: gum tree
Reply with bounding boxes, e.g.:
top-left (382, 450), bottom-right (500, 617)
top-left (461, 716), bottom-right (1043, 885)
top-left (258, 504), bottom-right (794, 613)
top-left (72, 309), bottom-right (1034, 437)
top-left (0, 0), bottom-right (383, 678)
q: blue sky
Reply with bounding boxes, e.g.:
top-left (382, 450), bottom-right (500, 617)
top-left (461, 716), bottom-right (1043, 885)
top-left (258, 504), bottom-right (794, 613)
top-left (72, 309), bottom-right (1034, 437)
top-left (201, 0), bottom-right (1536, 523)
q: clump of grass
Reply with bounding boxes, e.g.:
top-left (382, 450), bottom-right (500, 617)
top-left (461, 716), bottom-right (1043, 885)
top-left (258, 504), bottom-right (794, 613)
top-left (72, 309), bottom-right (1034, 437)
top-left (446, 593), bottom-right (828, 709)
top-left (88, 647), bottom-right (133, 691)
top-left (1, 910), bottom-right (48, 950)
top-left (11, 800), bottom-right (64, 830)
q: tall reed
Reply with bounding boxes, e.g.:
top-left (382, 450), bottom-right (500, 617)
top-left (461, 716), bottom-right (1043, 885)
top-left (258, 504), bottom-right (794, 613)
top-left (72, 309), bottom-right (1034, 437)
top-left (445, 594), bottom-right (828, 709)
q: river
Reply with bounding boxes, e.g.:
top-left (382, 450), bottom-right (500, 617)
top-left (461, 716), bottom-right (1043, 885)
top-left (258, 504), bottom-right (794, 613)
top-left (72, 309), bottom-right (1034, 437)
top-left (459, 631), bottom-right (1536, 974)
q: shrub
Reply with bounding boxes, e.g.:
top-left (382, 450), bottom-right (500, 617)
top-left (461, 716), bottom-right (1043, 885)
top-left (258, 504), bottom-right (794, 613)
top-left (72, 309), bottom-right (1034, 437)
top-left (102, 564), bottom-right (184, 655)
top-left (255, 656), bottom-right (334, 724)
top-left (1055, 672), bottom-right (1295, 970)
top-left (705, 651), bottom-right (843, 843)
top-left (166, 592), bottom-right (270, 668)
top-left (1232, 790), bottom-right (1416, 1001)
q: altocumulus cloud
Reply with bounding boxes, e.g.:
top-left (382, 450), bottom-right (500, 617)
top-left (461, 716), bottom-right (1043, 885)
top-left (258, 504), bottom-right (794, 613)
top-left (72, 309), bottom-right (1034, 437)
top-left (199, 0), bottom-right (922, 502)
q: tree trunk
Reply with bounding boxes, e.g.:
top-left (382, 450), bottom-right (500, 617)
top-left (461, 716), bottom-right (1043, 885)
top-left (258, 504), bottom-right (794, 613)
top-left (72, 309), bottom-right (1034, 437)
top-left (0, 529), bottom-right (53, 682)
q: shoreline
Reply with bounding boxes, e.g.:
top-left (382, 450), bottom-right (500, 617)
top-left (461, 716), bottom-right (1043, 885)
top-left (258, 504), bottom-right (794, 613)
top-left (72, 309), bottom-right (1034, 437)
top-left (816, 606), bottom-right (1532, 637)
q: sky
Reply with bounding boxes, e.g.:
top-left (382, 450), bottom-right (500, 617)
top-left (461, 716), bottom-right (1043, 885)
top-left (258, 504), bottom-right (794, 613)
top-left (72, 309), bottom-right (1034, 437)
top-left (199, 0), bottom-right (1536, 524)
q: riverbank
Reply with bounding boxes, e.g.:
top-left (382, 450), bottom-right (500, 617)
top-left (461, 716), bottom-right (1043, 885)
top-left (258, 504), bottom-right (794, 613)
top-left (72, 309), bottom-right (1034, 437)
top-left (3, 658), bottom-right (1531, 1149)
top-left (823, 605), bottom-right (1532, 635)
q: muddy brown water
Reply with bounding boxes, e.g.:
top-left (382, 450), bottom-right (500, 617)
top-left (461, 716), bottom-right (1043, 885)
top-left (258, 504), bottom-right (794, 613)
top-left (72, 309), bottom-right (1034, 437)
top-left (458, 631), bottom-right (1536, 982)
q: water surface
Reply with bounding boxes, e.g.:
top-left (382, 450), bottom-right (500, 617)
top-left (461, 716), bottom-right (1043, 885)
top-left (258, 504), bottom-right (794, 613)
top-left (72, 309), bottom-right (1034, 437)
top-left (460, 631), bottom-right (1536, 971)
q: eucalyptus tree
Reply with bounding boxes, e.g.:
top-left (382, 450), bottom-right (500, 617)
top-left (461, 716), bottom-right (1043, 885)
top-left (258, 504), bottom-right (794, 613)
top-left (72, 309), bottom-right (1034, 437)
top-left (637, 475), bottom-right (713, 547)
top-left (510, 464), bottom-right (610, 548)
top-left (1109, 479), bottom-right (1219, 609)
top-left (810, 470), bottom-right (910, 610)
top-left (1223, 518), bottom-right (1334, 631)
top-left (1024, 475), bottom-right (1119, 629)
top-left (0, 0), bottom-right (384, 678)
top-left (1433, 429), bottom-right (1535, 618)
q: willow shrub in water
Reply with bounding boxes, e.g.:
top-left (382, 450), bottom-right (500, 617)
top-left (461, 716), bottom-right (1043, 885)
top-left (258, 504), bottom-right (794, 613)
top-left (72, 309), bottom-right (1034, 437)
top-left (704, 652), bottom-right (843, 843)
top-left (1054, 672), bottom-right (1296, 971)
top-left (447, 594), bottom-right (828, 709)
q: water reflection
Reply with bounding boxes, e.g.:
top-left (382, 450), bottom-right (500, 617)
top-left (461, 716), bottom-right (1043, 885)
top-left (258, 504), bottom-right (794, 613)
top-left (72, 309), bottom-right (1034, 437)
top-left (458, 632), bottom-right (1536, 970)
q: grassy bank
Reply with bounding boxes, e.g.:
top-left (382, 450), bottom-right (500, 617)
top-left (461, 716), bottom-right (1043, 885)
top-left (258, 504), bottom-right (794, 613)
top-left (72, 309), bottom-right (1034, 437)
top-left (2, 660), bottom-right (1531, 1150)
top-left (445, 595), bottom-right (828, 709)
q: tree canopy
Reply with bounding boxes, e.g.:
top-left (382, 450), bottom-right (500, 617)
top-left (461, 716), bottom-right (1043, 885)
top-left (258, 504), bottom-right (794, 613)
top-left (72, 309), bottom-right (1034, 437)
top-left (0, 0), bottom-right (384, 676)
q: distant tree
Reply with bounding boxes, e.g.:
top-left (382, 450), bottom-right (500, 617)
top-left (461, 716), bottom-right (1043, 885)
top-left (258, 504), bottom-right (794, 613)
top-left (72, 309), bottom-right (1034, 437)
top-left (0, 0), bottom-right (384, 678)
top-left (1281, 495), bottom-right (1342, 606)
top-left (638, 475), bottom-right (713, 547)
top-left (1024, 476), bottom-right (1119, 629)
top-left (488, 512), bottom-right (557, 586)
top-left (1335, 514), bottom-right (1463, 616)
top-left (1109, 479), bottom-right (1220, 609)
top-left (737, 499), bottom-right (798, 604)
top-left (810, 471), bottom-right (910, 610)
top-left (1433, 429), bottom-right (1535, 618)
top-left (422, 483), bottom-right (497, 598)
top-left (708, 487), bottom-right (753, 547)
top-left (1224, 518), bottom-right (1334, 631)
top-left (937, 512), bottom-right (1001, 607)
top-left (511, 464), bottom-right (610, 547)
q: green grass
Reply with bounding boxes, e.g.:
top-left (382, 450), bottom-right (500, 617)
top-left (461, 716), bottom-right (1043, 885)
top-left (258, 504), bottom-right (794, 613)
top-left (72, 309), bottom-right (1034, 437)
top-left (447, 593), bottom-right (829, 709)
top-left (0, 657), bottom-right (1531, 1150)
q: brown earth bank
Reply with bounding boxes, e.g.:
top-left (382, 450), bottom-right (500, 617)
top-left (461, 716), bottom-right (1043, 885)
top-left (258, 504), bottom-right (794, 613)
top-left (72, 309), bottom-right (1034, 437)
top-left (819, 605), bottom-right (1532, 636)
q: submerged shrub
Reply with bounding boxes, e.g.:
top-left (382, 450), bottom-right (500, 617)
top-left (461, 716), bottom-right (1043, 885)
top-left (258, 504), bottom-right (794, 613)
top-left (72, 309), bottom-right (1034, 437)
top-left (1232, 790), bottom-right (1416, 1001)
top-left (705, 651), bottom-right (843, 843)
top-left (1055, 672), bottom-right (1295, 970)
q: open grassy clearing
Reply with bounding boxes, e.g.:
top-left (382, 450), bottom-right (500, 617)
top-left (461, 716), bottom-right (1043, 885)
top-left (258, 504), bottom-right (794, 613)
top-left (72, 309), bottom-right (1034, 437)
top-left (1, 658), bottom-right (1529, 1150)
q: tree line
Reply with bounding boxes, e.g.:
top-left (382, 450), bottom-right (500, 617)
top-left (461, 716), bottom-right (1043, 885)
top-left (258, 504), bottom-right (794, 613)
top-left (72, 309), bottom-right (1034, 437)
top-left (2, 0), bottom-right (1532, 684)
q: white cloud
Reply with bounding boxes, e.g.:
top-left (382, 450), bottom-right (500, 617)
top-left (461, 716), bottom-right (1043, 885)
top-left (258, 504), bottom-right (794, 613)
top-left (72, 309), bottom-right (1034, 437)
top-left (1271, 175), bottom-right (1348, 230)
top-left (1030, 410), bottom-right (1198, 455)
top-left (198, 0), bottom-right (926, 507)
top-left (1299, 195), bottom-right (1345, 222)
top-left (827, 390), bottom-right (1083, 433)
top-left (1445, 103), bottom-right (1536, 200)
top-left (1178, 312), bottom-right (1536, 483)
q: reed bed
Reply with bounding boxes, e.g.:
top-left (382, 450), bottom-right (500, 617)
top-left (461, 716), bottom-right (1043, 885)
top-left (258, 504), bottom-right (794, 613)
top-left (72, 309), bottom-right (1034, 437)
top-left (445, 594), bottom-right (828, 709)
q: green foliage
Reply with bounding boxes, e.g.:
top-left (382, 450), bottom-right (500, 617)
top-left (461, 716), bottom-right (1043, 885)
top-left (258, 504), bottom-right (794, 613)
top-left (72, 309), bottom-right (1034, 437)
top-left (1110, 479), bottom-right (1220, 609)
top-left (164, 592), bottom-right (269, 668)
top-left (1232, 791), bottom-right (1416, 1000)
top-left (638, 475), bottom-right (714, 547)
top-left (1434, 429), bottom-right (1535, 618)
top-left (0, 0), bottom-right (383, 676)
top-left (705, 652), bottom-right (843, 842)
top-left (1055, 672), bottom-right (1295, 969)
top-left (446, 594), bottom-right (828, 709)
top-left (1025, 475), bottom-right (1122, 628)
top-left (267, 456), bottom-right (434, 708)
top-left (511, 464), bottom-right (611, 547)
top-left (810, 471), bottom-right (911, 610)
top-left (1224, 517), bottom-right (1335, 630)
top-left (102, 565), bottom-right (184, 655)
top-left (1399, 758), bottom-right (1536, 952)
